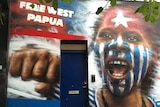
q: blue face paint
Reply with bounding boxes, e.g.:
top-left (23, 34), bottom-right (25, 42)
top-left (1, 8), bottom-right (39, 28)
top-left (94, 39), bottom-right (152, 96)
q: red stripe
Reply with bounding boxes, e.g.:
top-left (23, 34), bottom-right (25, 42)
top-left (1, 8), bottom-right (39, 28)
top-left (10, 29), bottom-right (86, 40)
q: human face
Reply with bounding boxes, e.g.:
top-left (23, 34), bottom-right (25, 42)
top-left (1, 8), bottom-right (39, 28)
top-left (94, 7), bottom-right (152, 96)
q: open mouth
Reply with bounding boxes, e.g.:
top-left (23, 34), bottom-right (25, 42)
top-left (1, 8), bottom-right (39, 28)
top-left (105, 58), bottom-right (132, 80)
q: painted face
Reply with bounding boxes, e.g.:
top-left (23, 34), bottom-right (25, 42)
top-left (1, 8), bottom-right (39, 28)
top-left (94, 6), bottom-right (153, 96)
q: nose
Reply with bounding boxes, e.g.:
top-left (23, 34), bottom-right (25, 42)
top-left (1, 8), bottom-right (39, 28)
top-left (108, 37), bottom-right (130, 52)
top-left (109, 44), bottom-right (130, 52)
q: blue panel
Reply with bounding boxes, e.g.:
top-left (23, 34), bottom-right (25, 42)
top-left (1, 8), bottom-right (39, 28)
top-left (60, 41), bottom-right (88, 107)
top-left (7, 98), bottom-right (60, 107)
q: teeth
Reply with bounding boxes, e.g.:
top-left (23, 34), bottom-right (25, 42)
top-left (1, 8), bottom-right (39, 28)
top-left (122, 62), bottom-right (127, 65)
top-left (109, 61), bottom-right (127, 65)
top-left (109, 61), bottom-right (113, 64)
top-left (113, 73), bottom-right (123, 77)
top-left (115, 61), bottom-right (120, 64)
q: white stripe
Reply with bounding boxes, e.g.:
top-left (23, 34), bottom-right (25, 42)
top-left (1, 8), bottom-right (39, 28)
top-left (129, 44), bottom-right (134, 53)
top-left (108, 80), bottom-right (114, 93)
top-left (108, 40), bottom-right (115, 56)
top-left (144, 48), bottom-right (150, 77)
top-left (129, 44), bottom-right (135, 89)
top-left (129, 70), bottom-right (134, 90)
top-left (95, 89), bottom-right (101, 107)
top-left (109, 50), bottom-right (113, 56)
top-left (89, 95), bottom-right (95, 101)
top-left (147, 96), bottom-right (157, 107)
top-left (99, 43), bottom-right (105, 55)
top-left (7, 88), bottom-right (46, 100)
top-left (54, 93), bottom-right (60, 98)
top-left (53, 86), bottom-right (60, 92)
top-left (108, 39), bottom-right (115, 47)
top-left (117, 36), bottom-right (123, 46)
top-left (89, 101), bottom-right (96, 107)
top-left (137, 45), bottom-right (144, 84)
top-left (99, 43), bottom-right (105, 85)
top-left (89, 90), bottom-right (94, 96)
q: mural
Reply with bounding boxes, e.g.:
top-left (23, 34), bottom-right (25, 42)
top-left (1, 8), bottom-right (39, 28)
top-left (8, 0), bottom-right (160, 107)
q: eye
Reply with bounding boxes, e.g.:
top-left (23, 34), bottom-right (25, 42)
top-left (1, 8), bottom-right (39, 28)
top-left (123, 31), bottom-right (142, 43)
top-left (96, 28), bottom-right (117, 42)
top-left (99, 32), bottom-right (114, 39)
top-left (127, 36), bottom-right (138, 42)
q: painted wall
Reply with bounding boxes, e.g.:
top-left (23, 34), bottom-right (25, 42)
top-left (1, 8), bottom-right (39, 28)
top-left (7, 0), bottom-right (160, 107)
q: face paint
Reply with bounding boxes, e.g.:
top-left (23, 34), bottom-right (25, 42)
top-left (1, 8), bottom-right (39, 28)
top-left (93, 5), bottom-right (154, 96)
top-left (94, 38), bottom-right (152, 96)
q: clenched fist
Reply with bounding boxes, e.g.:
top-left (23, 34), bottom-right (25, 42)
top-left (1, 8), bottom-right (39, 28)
top-left (9, 45), bottom-right (60, 95)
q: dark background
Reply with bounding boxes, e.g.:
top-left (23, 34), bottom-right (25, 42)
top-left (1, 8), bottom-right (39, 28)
top-left (0, 0), bottom-right (8, 107)
top-left (0, 0), bottom-right (8, 50)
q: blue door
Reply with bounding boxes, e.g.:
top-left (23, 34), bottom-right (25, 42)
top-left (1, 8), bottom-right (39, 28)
top-left (60, 40), bottom-right (88, 107)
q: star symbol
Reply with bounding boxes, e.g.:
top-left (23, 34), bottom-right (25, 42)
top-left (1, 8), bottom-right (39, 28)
top-left (111, 11), bottom-right (132, 28)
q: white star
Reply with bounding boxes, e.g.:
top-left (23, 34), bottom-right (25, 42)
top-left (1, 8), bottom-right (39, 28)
top-left (111, 11), bottom-right (132, 28)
